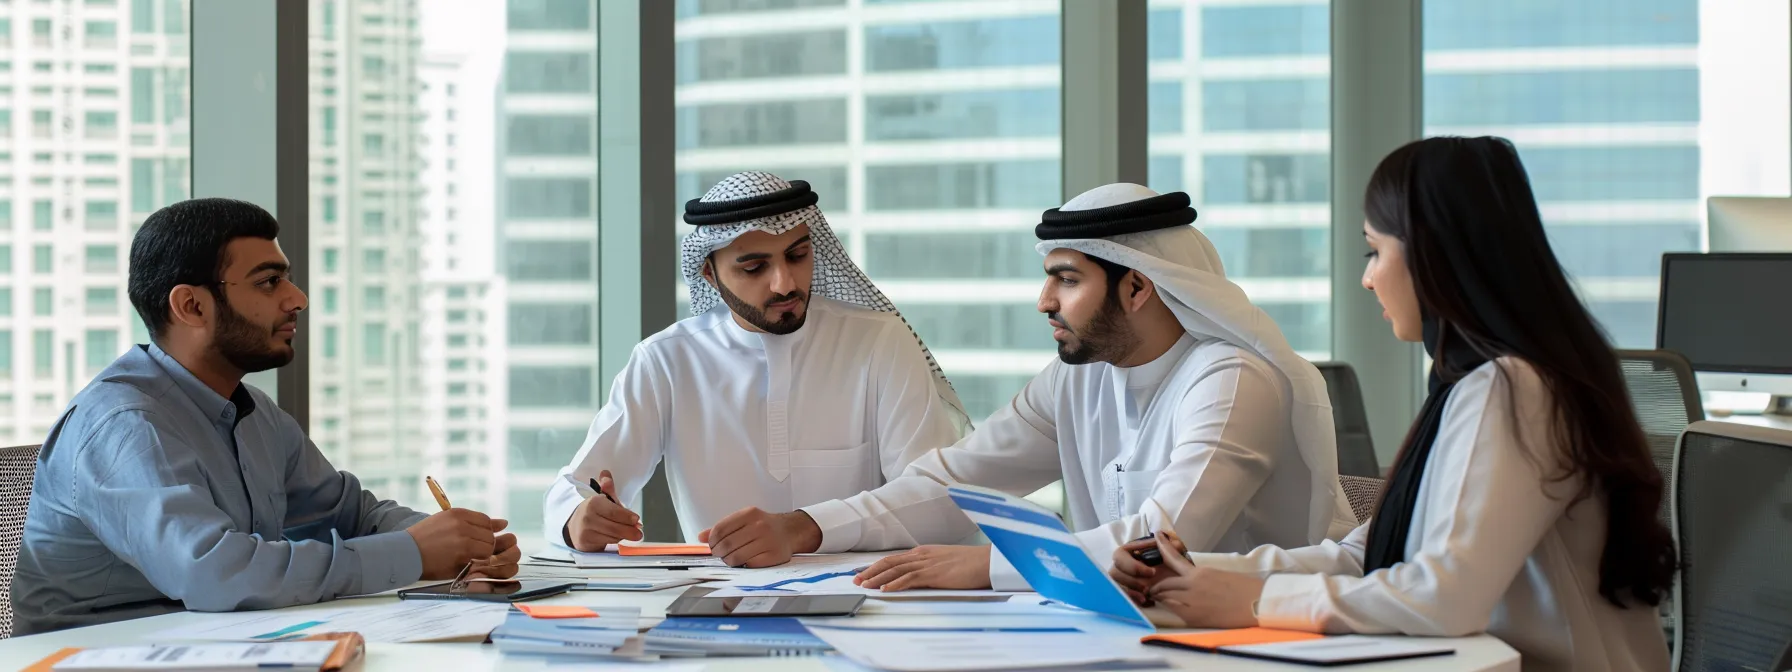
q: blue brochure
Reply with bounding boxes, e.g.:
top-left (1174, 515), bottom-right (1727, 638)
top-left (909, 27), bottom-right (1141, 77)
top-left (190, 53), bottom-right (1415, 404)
top-left (947, 485), bottom-right (1153, 629)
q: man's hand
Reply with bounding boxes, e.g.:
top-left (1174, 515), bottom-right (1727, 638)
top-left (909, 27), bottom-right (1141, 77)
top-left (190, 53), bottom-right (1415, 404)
top-left (853, 545), bottom-right (992, 592)
top-left (468, 532), bottom-right (521, 580)
top-left (1146, 533), bottom-right (1263, 628)
top-left (564, 470), bottom-right (643, 552)
top-left (1111, 530), bottom-right (1189, 605)
top-left (699, 507), bottom-right (821, 568)
top-left (407, 508), bottom-right (499, 580)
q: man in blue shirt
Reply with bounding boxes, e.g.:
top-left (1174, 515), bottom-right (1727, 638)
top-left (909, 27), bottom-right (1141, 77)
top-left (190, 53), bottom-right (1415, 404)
top-left (10, 198), bottom-right (519, 635)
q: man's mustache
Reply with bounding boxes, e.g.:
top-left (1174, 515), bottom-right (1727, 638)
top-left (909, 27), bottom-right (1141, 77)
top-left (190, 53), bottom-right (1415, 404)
top-left (765, 291), bottom-right (804, 309)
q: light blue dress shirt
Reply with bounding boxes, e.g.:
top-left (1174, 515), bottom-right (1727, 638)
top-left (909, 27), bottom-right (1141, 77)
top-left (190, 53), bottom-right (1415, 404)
top-left (10, 344), bottom-right (426, 635)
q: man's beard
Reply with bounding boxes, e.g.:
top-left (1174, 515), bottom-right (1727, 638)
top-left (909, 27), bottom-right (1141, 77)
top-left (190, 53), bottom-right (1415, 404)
top-left (715, 278), bottom-right (809, 335)
top-left (214, 295), bottom-right (296, 373)
top-left (1053, 295), bottom-right (1135, 365)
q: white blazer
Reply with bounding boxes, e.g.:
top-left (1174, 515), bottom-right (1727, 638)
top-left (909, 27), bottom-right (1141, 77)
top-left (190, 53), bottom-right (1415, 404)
top-left (1186, 358), bottom-right (1670, 672)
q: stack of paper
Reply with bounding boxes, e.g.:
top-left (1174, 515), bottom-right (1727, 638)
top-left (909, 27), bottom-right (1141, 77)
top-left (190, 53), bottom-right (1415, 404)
top-left (35, 642), bottom-right (341, 672)
top-left (642, 617), bottom-right (831, 657)
top-left (148, 601), bottom-right (510, 644)
top-left (806, 625), bottom-right (1164, 671)
top-left (490, 605), bottom-right (647, 659)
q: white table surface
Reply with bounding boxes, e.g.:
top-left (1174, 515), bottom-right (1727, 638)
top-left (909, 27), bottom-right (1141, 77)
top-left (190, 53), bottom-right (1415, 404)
top-left (0, 579), bottom-right (1519, 671)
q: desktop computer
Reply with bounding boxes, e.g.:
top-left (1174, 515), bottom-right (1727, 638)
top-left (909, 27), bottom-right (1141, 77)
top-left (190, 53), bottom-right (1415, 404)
top-left (1708, 196), bottom-right (1792, 252)
top-left (1657, 252), bottom-right (1792, 414)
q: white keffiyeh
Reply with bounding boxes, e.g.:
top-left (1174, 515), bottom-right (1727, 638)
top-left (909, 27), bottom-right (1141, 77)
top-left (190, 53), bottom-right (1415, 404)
top-left (1038, 183), bottom-right (1358, 544)
top-left (681, 171), bottom-right (971, 428)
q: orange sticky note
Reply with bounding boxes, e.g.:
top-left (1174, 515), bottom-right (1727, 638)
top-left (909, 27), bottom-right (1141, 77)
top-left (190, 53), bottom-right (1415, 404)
top-left (22, 648), bottom-right (82, 672)
top-left (516, 605), bottom-right (600, 619)
top-left (1142, 627), bottom-right (1325, 651)
top-left (616, 542), bottom-right (711, 556)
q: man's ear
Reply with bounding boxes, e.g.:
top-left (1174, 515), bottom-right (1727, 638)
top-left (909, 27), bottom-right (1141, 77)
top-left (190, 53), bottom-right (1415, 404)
top-left (699, 257), bottom-right (718, 289)
top-left (168, 285), bottom-right (211, 330)
top-left (1122, 271), bottom-right (1157, 313)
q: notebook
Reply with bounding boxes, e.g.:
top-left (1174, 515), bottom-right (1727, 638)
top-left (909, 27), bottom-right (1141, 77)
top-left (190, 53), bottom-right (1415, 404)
top-left (642, 617), bottom-right (831, 657)
top-left (1145, 629), bottom-right (1456, 666)
top-left (945, 485), bottom-right (1152, 628)
top-left (488, 606), bottom-right (644, 658)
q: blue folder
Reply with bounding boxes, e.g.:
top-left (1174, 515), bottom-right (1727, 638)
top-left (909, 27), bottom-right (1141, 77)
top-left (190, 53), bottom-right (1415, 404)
top-left (947, 485), bottom-right (1153, 629)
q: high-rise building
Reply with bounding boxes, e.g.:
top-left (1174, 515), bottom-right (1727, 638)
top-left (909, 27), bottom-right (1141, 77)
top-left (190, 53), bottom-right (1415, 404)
top-left (1420, 0), bottom-right (1778, 348)
top-left (0, 0), bottom-right (189, 444)
top-left (418, 52), bottom-right (505, 515)
top-left (307, 0), bottom-right (429, 506)
top-left (496, 0), bottom-right (600, 539)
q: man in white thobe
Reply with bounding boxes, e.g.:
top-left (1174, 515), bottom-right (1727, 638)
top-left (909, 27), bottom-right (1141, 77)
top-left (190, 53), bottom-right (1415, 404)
top-left (795, 183), bottom-right (1360, 591)
top-left (542, 171), bottom-right (969, 568)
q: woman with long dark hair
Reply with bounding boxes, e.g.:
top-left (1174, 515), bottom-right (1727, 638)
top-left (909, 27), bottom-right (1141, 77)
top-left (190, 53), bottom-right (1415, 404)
top-left (1109, 136), bottom-right (1675, 671)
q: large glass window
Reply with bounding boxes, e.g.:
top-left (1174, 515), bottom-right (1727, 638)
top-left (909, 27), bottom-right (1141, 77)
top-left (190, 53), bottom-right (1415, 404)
top-left (674, 4), bottom-right (1064, 444)
top-left (1421, 0), bottom-right (1789, 348)
top-left (309, 0), bottom-right (510, 517)
top-left (1147, 2), bottom-right (1332, 360)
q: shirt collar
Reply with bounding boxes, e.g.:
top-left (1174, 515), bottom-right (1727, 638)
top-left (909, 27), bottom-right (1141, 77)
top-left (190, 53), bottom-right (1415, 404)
top-left (712, 299), bottom-right (820, 350)
top-left (1114, 333), bottom-right (1196, 390)
top-left (143, 343), bottom-right (258, 428)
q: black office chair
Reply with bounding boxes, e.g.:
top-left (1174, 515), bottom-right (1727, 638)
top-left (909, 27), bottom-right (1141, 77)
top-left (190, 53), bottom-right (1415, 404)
top-left (1616, 349), bottom-right (1704, 523)
top-left (1671, 421), bottom-right (1792, 672)
top-left (1314, 362), bottom-right (1381, 478)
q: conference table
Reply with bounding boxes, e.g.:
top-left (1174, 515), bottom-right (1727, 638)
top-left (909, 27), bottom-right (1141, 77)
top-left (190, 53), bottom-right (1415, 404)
top-left (0, 573), bottom-right (1520, 671)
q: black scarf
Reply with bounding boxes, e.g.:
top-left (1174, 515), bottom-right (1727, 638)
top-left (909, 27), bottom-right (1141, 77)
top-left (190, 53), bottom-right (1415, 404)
top-left (1362, 317), bottom-right (1490, 573)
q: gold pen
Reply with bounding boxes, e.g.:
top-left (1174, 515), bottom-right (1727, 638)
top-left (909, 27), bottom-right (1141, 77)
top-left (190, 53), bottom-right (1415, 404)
top-left (424, 476), bottom-right (473, 591)
top-left (425, 475), bottom-right (453, 511)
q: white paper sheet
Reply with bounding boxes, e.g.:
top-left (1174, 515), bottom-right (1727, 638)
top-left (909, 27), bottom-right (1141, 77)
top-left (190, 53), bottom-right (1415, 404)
top-left (52, 642), bottom-right (339, 671)
top-left (855, 596), bottom-right (1064, 617)
top-left (530, 548), bottom-right (725, 569)
top-left (149, 601), bottom-right (511, 644)
top-left (706, 571), bottom-right (1021, 600)
top-left (806, 625), bottom-right (1163, 672)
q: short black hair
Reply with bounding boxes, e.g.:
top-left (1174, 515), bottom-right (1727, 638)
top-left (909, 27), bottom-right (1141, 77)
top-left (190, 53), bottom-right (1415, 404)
top-left (1089, 254), bottom-right (1133, 302)
top-left (128, 198), bottom-right (280, 341)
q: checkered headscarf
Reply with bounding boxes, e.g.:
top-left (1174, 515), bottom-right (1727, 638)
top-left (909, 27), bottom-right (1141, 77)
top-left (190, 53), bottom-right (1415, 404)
top-left (681, 171), bottom-right (970, 428)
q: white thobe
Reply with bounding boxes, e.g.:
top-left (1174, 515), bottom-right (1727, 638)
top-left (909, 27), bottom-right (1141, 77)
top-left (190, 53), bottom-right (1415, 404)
top-left (804, 333), bottom-right (1324, 589)
top-left (1188, 359), bottom-right (1670, 672)
top-left (543, 297), bottom-right (964, 545)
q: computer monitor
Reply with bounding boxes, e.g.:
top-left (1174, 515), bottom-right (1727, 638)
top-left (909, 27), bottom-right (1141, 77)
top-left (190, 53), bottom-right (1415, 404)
top-left (1708, 196), bottom-right (1792, 252)
top-left (1657, 253), bottom-right (1792, 407)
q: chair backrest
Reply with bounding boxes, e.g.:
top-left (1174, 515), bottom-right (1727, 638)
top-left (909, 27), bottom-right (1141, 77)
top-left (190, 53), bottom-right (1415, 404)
top-left (1337, 475), bottom-right (1383, 525)
top-left (0, 444), bottom-right (40, 639)
top-left (1314, 362), bottom-right (1381, 478)
top-left (1672, 421), bottom-right (1792, 672)
top-left (1617, 350), bottom-right (1705, 523)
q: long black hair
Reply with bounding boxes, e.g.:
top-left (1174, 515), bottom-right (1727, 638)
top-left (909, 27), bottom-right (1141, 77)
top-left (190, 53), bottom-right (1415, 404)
top-left (1364, 136), bottom-right (1676, 608)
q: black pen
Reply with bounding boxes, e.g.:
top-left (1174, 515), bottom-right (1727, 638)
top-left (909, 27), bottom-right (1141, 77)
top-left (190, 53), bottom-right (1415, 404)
top-left (589, 477), bottom-right (618, 505)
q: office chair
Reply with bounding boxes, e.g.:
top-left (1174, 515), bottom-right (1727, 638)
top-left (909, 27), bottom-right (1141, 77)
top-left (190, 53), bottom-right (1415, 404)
top-left (1616, 349), bottom-right (1705, 522)
top-left (1337, 475), bottom-right (1382, 525)
top-left (0, 444), bottom-right (41, 639)
top-left (1314, 362), bottom-right (1381, 478)
top-left (1671, 422), bottom-right (1792, 672)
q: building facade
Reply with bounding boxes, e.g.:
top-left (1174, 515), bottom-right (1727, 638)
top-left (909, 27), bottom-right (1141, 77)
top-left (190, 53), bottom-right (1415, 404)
top-left (0, 0), bottom-right (188, 444)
